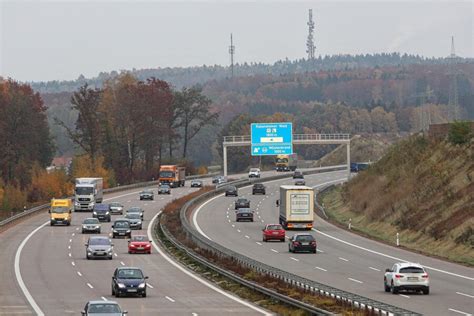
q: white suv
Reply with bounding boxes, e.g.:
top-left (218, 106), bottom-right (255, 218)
top-left (384, 262), bottom-right (429, 295)
top-left (248, 168), bottom-right (261, 178)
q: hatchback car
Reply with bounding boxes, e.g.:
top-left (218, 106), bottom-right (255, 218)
top-left (82, 218), bottom-right (101, 234)
top-left (190, 179), bottom-right (203, 187)
top-left (128, 235), bottom-right (152, 254)
top-left (288, 234), bottom-right (317, 253)
top-left (126, 207), bottom-right (144, 219)
top-left (112, 219), bottom-right (132, 238)
top-left (294, 178), bottom-right (306, 186)
top-left (111, 267), bottom-right (148, 298)
top-left (252, 183), bottom-right (266, 195)
top-left (262, 224), bottom-right (286, 242)
top-left (92, 203), bottom-right (111, 222)
top-left (248, 168), bottom-right (261, 178)
top-left (139, 189), bottom-right (154, 200)
top-left (109, 202), bottom-right (124, 215)
top-left (234, 198), bottom-right (250, 210)
top-left (81, 300), bottom-right (127, 316)
top-left (125, 212), bottom-right (143, 230)
top-left (85, 236), bottom-right (113, 260)
top-left (235, 208), bottom-right (254, 222)
top-left (293, 170), bottom-right (304, 179)
top-left (384, 262), bottom-right (429, 295)
top-left (225, 186), bottom-right (238, 197)
top-left (158, 185), bottom-right (171, 194)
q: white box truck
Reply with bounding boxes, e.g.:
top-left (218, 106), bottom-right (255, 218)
top-left (279, 185), bottom-right (314, 230)
top-left (74, 177), bottom-right (103, 212)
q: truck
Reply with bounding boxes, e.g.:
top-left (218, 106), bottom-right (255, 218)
top-left (279, 185), bottom-right (314, 230)
top-left (159, 165), bottom-right (185, 188)
top-left (74, 177), bottom-right (104, 212)
top-left (49, 198), bottom-right (73, 226)
top-left (275, 154), bottom-right (297, 171)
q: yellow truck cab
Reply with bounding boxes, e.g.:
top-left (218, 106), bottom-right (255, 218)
top-left (49, 199), bottom-right (73, 226)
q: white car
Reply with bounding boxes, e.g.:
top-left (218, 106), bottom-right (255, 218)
top-left (248, 168), bottom-right (261, 178)
top-left (384, 262), bottom-right (429, 295)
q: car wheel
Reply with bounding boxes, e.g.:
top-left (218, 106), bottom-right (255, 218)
top-left (112, 287), bottom-right (115, 296)
top-left (391, 282), bottom-right (399, 294)
top-left (86, 255), bottom-right (90, 260)
top-left (313, 248), bottom-right (317, 254)
top-left (288, 245), bottom-right (292, 253)
top-left (142, 291), bottom-right (147, 298)
top-left (139, 225), bottom-right (143, 230)
top-left (115, 291), bottom-right (120, 298)
top-left (128, 250), bottom-right (132, 254)
top-left (108, 256), bottom-right (113, 260)
top-left (98, 229), bottom-right (101, 234)
top-left (384, 281), bottom-right (390, 292)
top-left (262, 237), bottom-right (266, 242)
top-left (82, 229), bottom-right (85, 234)
top-left (422, 287), bottom-right (430, 295)
top-left (148, 251), bottom-right (151, 254)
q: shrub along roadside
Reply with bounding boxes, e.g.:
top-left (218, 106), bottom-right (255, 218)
top-left (158, 187), bottom-right (367, 316)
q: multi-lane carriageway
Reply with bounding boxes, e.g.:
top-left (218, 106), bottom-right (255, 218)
top-left (192, 170), bottom-right (474, 316)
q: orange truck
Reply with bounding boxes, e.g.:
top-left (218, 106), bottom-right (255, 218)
top-left (159, 165), bottom-right (186, 188)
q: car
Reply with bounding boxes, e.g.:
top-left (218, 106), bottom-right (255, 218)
top-left (109, 202), bottom-right (124, 215)
top-left (234, 198), bottom-right (250, 210)
top-left (82, 218), bottom-right (101, 234)
top-left (139, 189), bottom-right (154, 200)
top-left (288, 234), bottom-right (317, 253)
top-left (111, 267), bottom-right (148, 298)
top-left (125, 212), bottom-right (143, 230)
top-left (85, 236), bottom-right (113, 260)
top-left (293, 170), bottom-right (304, 179)
top-left (294, 178), bottom-right (306, 186)
top-left (128, 235), bottom-right (152, 254)
top-left (384, 262), bottom-right (430, 295)
top-left (112, 219), bottom-right (132, 238)
top-left (158, 184), bottom-right (171, 194)
top-left (81, 300), bottom-right (127, 316)
top-left (126, 207), bottom-right (144, 219)
top-left (262, 224), bottom-right (285, 242)
top-left (248, 168), bottom-right (261, 178)
top-left (212, 176), bottom-right (221, 184)
top-left (225, 185), bottom-right (238, 196)
top-left (235, 208), bottom-right (254, 222)
top-left (190, 179), bottom-right (203, 187)
top-left (216, 176), bottom-right (227, 185)
top-left (252, 183), bottom-right (266, 195)
top-left (92, 203), bottom-right (111, 222)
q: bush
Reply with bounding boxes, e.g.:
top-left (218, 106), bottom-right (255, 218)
top-left (448, 121), bottom-right (472, 144)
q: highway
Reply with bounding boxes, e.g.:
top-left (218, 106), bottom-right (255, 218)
top-left (0, 179), bottom-right (274, 316)
top-left (192, 170), bottom-right (474, 316)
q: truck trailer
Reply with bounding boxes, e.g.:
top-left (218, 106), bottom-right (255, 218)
top-left (279, 185), bottom-right (314, 230)
top-left (275, 154), bottom-right (297, 171)
top-left (159, 165), bottom-right (186, 188)
top-left (74, 177), bottom-right (104, 212)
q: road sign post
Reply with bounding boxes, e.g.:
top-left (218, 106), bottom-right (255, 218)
top-left (251, 122), bottom-right (293, 156)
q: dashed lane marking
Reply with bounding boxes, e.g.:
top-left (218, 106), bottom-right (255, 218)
top-left (147, 284), bottom-right (154, 289)
top-left (71, 262), bottom-right (75, 266)
top-left (369, 267), bottom-right (381, 272)
top-left (348, 278), bottom-right (363, 284)
top-left (77, 271), bottom-right (82, 277)
top-left (290, 257), bottom-right (299, 262)
top-left (338, 257), bottom-right (349, 262)
top-left (256, 242), bottom-right (262, 246)
top-left (245, 235), bottom-right (250, 239)
top-left (120, 261), bottom-right (125, 266)
top-left (87, 283), bottom-right (93, 289)
top-left (448, 308), bottom-right (472, 316)
top-left (456, 292), bottom-right (474, 299)
top-left (165, 296), bottom-right (175, 302)
top-left (315, 266), bottom-right (327, 272)
top-left (271, 249), bottom-right (278, 253)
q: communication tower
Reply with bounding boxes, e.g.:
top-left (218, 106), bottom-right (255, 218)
top-left (229, 33), bottom-right (235, 77)
top-left (448, 36), bottom-right (459, 121)
top-left (306, 9), bottom-right (316, 60)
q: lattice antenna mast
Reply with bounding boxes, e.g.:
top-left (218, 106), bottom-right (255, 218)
top-left (306, 9), bottom-right (316, 59)
top-left (229, 33), bottom-right (235, 78)
top-left (448, 36), bottom-right (459, 121)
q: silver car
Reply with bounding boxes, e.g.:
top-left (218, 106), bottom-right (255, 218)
top-left (126, 207), bottom-right (144, 219)
top-left (139, 189), bottom-right (154, 200)
top-left (82, 300), bottom-right (127, 315)
top-left (82, 218), bottom-right (101, 234)
top-left (85, 236), bottom-right (113, 260)
top-left (125, 212), bottom-right (143, 230)
top-left (109, 202), bottom-right (124, 215)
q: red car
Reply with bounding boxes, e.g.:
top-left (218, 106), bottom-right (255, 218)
top-left (262, 224), bottom-right (286, 242)
top-left (128, 235), bottom-right (152, 254)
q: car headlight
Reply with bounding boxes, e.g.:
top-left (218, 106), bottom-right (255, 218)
top-left (82, 225), bottom-right (87, 228)
top-left (126, 230), bottom-right (131, 233)
top-left (117, 283), bottom-right (126, 288)
top-left (75, 202), bottom-right (80, 206)
top-left (137, 221), bottom-right (142, 224)
top-left (87, 248), bottom-right (92, 252)
top-left (93, 211), bottom-right (97, 215)
top-left (113, 229), bottom-right (118, 233)
top-left (105, 211), bottom-right (110, 215)
top-left (138, 283), bottom-right (146, 288)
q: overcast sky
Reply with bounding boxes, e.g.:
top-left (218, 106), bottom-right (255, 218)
top-left (1, 0), bottom-right (472, 82)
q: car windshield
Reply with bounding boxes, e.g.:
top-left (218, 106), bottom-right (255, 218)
top-left (88, 303), bottom-right (121, 313)
top-left (89, 238), bottom-right (110, 245)
top-left (126, 213), bottom-right (141, 219)
top-left (83, 219), bottom-right (99, 224)
top-left (238, 209), bottom-right (251, 213)
top-left (160, 185), bottom-right (170, 189)
top-left (227, 186), bottom-right (236, 190)
top-left (128, 208), bottom-right (142, 212)
top-left (160, 171), bottom-right (174, 178)
top-left (114, 221), bottom-right (130, 228)
top-left (400, 267), bottom-right (425, 273)
top-left (142, 190), bottom-right (152, 193)
top-left (276, 158), bottom-right (288, 163)
top-left (117, 269), bottom-right (144, 279)
top-left (131, 236), bottom-right (148, 242)
top-left (267, 225), bottom-right (282, 230)
top-left (75, 187), bottom-right (93, 195)
top-left (254, 184), bottom-right (264, 188)
top-left (296, 235), bottom-right (314, 242)
top-left (250, 168), bottom-right (259, 172)
top-left (237, 199), bottom-right (247, 203)
top-left (109, 203), bottom-right (122, 207)
top-left (51, 206), bottom-right (69, 213)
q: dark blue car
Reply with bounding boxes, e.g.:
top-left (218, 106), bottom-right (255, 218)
top-left (111, 267), bottom-right (148, 297)
top-left (93, 203), bottom-right (111, 222)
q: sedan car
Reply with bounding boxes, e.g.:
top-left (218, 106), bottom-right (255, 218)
top-left (125, 212), bottom-right (143, 230)
top-left (288, 234), bottom-right (317, 253)
top-left (112, 219), bottom-right (132, 238)
top-left (235, 208), bottom-right (254, 222)
top-left (190, 179), bottom-right (203, 187)
top-left (81, 301), bottom-right (127, 316)
top-left (234, 198), bottom-right (250, 210)
top-left (82, 218), bottom-right (101, 234)
top-left (225, 185), bottom-right (238, 197)
top-left (252, 183), bottom-right (266, 195)
top-left (85, 236), bottom-right (113, 260)
top-left (294, 178), bottom-right (306, 186)
top-left (109, 202), bottom-right (124, 215)
top-left (384, 262), bottom-right (429, 295)
top-left (139, 189), bottom-right (154, 200)
top-left (293, 170), bottom-right (304, 179)
top-left (111, 267), bottom-right (148, 298)
top-left (128, 235), bottom-right (152, 254)
top-left (158, 185), bottom-right (171, 194)
top-left (262, 224), bottom-right (285, 242)
top-left (92, 203), bottom-right (111, 222)
top-left (126, 207), bottom-right (144, 219)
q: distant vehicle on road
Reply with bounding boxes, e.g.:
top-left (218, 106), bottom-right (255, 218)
top-left (234, 198), bottom-right (250, 210)
top-left (275, 154), bottom-right (297, 171)
top-left (225, 185), bottom-right (238, 197)
top-left (262, 224), bottom-right (285, 242)
top-left (126, 207), bottom-right (144, 219)
top-left (128, 235), bottom-right (152, 254)
top-left (248, 168), bottom-right (261, 178)
top-left (252, 183), bottom-right (266, 195)
top-left (81, 300), bottom-right (127, 316)
top-left (92, 203), bottom-right (111, 222)
top-left (158, 184), bottom-right (171, 194)
top-left (212, 176), bottom-right (221, 184)
top-left (279, 185), bottom-right (314, 230)
top-left (112, 219), bottom-right (131, 238)
top-left (49, 198), bottom-right (72, 226)
top-left (111, 267), bottom-right (148, 297)
top-left (139, 189), bottom-right (154, 200)
top-left (109, 202), bottom-right (124, 215)
top-left (351, 162), bottom-right (370, 172)
top-left (82, 218), bottom-right (101, 234)
top-left (159, 165), bottom-right (185, 187)
top-left (125, 212), bottom-right (143, 230)
top-left (292, 170), bottom-right (304, 179)
top-left (384, 262), bottom-right (430, 295)
top-left (74, 177), bottom-right (103, 212)
top-left (288, 233), bottom-right (317, 253)
top-left (85, 236), bottom-right (113, 260)
top-left (216, 176), bottom-right (226, 184)
top-left (190, 179), bottom-right (203, 187)
top-left (294, 178), bottom-right (306, 186)
top-left (235, 208), bottom-right (254, 222)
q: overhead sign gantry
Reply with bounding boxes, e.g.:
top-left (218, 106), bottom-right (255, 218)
top-left (251, 122), bottom-right (293, 156)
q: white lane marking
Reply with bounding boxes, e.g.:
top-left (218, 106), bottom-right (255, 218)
top-left (290, 257), bottom-right (299, 262)
top-left (120, 261), bottom-right (125, 266)
top-left (87, 283), bottom-right (93, 289)
top-left (449, 308), bottom-right (472, 316)
top-left (101, 297), bottom-right (107, 301)
top-left (245, 235), bottom-right (250, 239)
top-left (165, 296), bottom-right (175, 302)
top-left (338, 257), bottom-right (349, 262)
top-left (68, 253), bottom-right (72, 257)
top-left (456, 292), bottom-right (474, 299)
top-left (317, 249), bottom-right (324, 253)
top-left (72, 233), bottom-right (75, 237)
top-left (77, 271), bottom-right (82, 277)
top-left (146, 283), bottom-right (154, 289)
top-left (369, 267), bottom-right (381, 272)
top-left (192, 313), bottom-right (199, 316)
top-left (114, 253), bottom-right (118, 257)
top-left (315, 266), bottom-right (327, 272)
top-left (231, 224), bottom-right (235, 228)
top-left (228, 219), bottom-right (231, 223)
top-left (261, 220), bottom-right (264, 223)
top-left (348, 277), bottom-right (363, 284)
top-left (69, 239), bottom-right (72, 243)
top-left (271, 249), bottom-right (278, 253)
top-left (76, 227), bottom-right (79, 231)
top-left (68, 245), bottom-right (71, 249)
top-left (147, 212), bottom-right (271, 315)
top-left (71, 262), bottom-right (75, 266)
top-left (399, 294), bottom-right (410, 298)
top-left (256, 242), bottom-right (262, 246)
top-left (237, 229), bottom-right (241, 233)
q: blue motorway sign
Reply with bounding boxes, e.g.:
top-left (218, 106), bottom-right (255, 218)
top-left (251, 122), bottom-right (293, 156)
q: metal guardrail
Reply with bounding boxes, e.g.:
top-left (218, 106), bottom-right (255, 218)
top-left (223, 134), bottom-right (350, 144)
top-left (175, 169), bottom-right (420, 316)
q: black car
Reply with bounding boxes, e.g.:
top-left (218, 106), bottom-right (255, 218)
top-left (112, 219), bottom-right (132, 238)
top-left (234, 198), bottom-right (250, 210)
top-left (252, 183), bottom-right (266, 195)
top-left (112, 267), bottom-right (148, 298)
top-left (139, 189), bottom-right (154, 200)
top-left (293, 170), bottom-right (304, 179)
top-left (288, 234), bottom-right (317, 253)
top-left (85, 236), bottom-right (113, 260)
top-left (190, 180), bottom-right (203, 187)
top-left (158, 185), bottom-right (171, 194)
top-left (92, 203), bottom-right (111, 222)
top-left (225, 186), bottom-right (238, 197)
top-left (235, 208), bottom-right (254, 222)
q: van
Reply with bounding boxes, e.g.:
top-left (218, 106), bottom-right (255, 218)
top-left (49, 198), bottom-right (73, 226)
